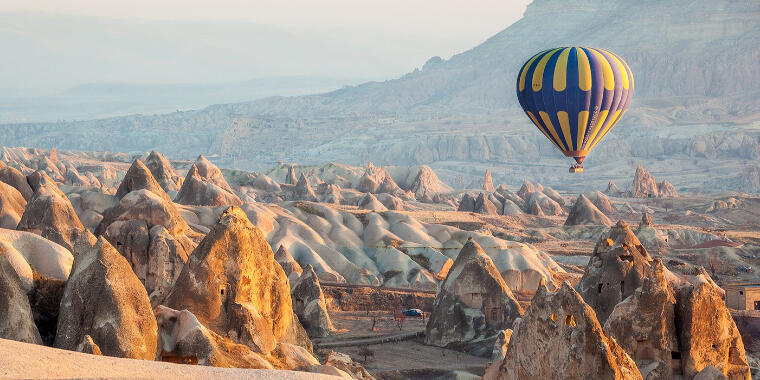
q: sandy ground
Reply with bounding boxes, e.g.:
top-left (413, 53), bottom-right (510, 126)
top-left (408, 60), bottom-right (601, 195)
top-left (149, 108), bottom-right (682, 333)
top-left (329, 338), bottom-right (489, 377)
top-left (315, 311), bottom-right (489, 378)
top-left (0, 338), bottom-right (341, 380)
top-left (318, 310), bottom-right (428, 340)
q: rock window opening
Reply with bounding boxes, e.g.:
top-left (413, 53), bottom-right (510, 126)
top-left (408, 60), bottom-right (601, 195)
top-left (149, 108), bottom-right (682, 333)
top-left (550, 313), bottom-right (556, 322)
top-left (671, 351), bottom-right (681, 359)
top-left (564, 315), bottom-right (575, 327)
top-left (598, 284), bottom-right (603, 293)
top-left (620, 281), bottom-right (625, 295)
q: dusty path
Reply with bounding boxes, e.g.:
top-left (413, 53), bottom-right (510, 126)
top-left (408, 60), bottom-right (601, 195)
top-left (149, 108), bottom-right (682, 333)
top-left (321, 282), bottom-right (437, 295)
top-left (315, 330), bottom-right (424, 348)
top-left (0, 338), bottom-right (341, 380)
top-left (319, 311), bottom-right (488, 378)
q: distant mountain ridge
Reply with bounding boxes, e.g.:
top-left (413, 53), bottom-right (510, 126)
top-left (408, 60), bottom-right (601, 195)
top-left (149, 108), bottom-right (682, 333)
top-left (227, 0), bottom-right (760, 118)
top-left (1, 0), bottom-right (759, 193)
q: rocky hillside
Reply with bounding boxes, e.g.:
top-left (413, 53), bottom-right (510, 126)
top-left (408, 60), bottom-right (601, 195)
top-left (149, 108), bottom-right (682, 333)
top-left (228, 0), bottom-right (760, 117)
top-left (0, 0), bottom-right (758, 193)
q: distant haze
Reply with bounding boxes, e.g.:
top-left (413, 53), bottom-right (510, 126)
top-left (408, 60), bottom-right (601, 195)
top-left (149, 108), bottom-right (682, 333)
top-left (0, 1), bottom-right (530, 95)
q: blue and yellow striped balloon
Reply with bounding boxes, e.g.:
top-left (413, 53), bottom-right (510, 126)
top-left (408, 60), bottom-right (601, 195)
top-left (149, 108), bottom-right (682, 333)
top-left (516, 47), bottom-right (633, 171)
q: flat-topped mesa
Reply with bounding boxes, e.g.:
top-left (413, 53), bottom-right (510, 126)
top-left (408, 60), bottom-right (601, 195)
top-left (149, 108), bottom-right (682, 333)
top-left (576, 220), bottom-right (652, 324)
top-left (145, 151), bottom-right (183, 193)
top-left (116, 159), bottom-right (172, 203)
top-left (174, 156), bottom-right (242, 207)
top-left (163, 206), bottom-right (313, 366)
top-left (483, 169), bottom-right (495, 192)
top-left (485, 282), bottom-right (641, 380)
top-left (564, 194), bottom-right (613, 226)
top-left (18, 171), bottom-right (85, 252)
top-left (425, 239), bottom-right (523, 357)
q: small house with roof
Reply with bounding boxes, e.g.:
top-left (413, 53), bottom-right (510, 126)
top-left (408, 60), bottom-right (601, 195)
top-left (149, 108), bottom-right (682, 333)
top-left (725, 283), bottom-right (760, 310)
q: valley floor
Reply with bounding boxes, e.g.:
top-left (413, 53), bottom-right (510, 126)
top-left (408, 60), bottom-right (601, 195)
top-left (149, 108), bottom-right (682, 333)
top-left (315, 311), bottom-right (488, 379)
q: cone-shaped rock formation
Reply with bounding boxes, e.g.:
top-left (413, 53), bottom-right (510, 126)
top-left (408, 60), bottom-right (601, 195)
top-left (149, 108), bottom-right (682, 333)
top-left (425, 239), bottom-right (522, 357)
top-left (485, 282), bottom-right (641, 380)
top-left (55, 233), bottom-right (158, 359)
top-left (565, 194), bottom-right (613, 226)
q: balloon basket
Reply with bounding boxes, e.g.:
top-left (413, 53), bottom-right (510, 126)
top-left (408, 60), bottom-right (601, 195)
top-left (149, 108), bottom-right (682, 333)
top-left (569, 164), bottom-right (584, 173)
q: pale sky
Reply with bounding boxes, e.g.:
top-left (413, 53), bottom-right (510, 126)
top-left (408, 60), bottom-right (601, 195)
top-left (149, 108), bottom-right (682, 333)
top-left (0, 1), bottom-right (532, 94)
top-left (0, 1), bottom-right (529, 29)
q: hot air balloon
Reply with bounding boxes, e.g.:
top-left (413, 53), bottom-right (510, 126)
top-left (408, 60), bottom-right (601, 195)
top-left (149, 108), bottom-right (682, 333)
top-left (516, 47), bottom-right (634, 173)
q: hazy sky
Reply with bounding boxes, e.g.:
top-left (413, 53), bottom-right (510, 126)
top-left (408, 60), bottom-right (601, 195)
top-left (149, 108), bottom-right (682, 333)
top-left (0, 1), bottom-right (529, 28)
top-left (0, 1), bottom-right (531, 94)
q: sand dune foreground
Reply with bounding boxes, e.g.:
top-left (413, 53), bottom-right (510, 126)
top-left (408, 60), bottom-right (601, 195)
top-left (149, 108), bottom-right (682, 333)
top-left (0, 338), bottom-right (342, 379)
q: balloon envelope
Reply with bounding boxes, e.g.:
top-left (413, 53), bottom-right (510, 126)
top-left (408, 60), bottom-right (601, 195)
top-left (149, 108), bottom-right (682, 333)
top-left (516, 47), bottom-right (634, 163)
